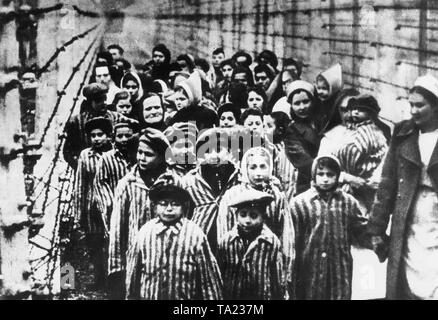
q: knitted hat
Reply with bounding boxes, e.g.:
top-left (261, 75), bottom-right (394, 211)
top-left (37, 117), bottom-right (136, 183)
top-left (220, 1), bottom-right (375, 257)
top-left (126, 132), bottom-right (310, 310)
top-left (413, 75), bottom-right (438, 100)
top-left (83, 83), bottom-right (108, 101)
top-left (149, 176), bottom-right (192, 204)
top-left (139, 127), bottom-right (171, 155)
top-left (317, 63), bottom-right (343, 97)
top-left (228, 188), bottom-right (274, 208)
top-left (113, 118), bottom-right (140, 133)
top-left (286, 80), bottom-right (316, 103)
top-left (163, 122), bottom-right (198, 146)
top-left (347, 93), bottom-right (381, 117)
top-left (84, 117), bottom-right (113, 135)
top-left (177, 70), bottom-right (203, 106)
top-left (152, 44), bottom-right (171, 64)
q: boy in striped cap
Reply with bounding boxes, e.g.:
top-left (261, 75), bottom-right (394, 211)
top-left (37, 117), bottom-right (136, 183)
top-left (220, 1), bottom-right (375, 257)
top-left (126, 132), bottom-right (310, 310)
top-left (217, 188), bottom-right (287, 300)
top-left (126, 178), bottom-right (223, 300)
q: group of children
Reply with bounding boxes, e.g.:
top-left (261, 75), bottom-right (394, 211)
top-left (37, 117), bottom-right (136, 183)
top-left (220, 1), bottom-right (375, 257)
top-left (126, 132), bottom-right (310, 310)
top-left (69, 42), bottom-right (392, 300)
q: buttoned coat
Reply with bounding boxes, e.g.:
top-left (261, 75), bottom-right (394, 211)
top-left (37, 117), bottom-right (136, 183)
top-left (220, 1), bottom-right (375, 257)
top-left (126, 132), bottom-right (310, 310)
top-left (367, 120), bottom-right (438, 299)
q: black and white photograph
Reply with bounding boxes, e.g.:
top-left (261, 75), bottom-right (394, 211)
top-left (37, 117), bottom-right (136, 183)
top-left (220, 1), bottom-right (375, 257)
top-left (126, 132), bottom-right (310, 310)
top-left (0, 0), bottom-right (437, 306)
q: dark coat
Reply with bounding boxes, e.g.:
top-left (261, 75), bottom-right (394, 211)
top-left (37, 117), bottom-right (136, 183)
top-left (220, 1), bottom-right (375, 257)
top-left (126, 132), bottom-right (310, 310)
top-left (367, 120), bottom-right (438, 299)
top-left (284, 120), bottom-right (322, 195)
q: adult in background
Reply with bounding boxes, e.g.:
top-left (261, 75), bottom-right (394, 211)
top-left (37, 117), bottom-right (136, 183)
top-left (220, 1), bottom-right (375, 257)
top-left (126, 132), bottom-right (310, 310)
top-left (63, 83), bottom-right (127, 170)
top-left (284, 80), bottom-right (323, 195)
top-left (367, 75), bottom-right (438, 300)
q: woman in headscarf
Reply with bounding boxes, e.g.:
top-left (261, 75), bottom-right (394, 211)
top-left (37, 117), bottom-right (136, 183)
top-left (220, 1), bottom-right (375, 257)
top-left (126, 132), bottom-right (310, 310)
top-left (121, 71), bottom-right (144, 121)
top-left (284, 80), bottom-right (323, 195)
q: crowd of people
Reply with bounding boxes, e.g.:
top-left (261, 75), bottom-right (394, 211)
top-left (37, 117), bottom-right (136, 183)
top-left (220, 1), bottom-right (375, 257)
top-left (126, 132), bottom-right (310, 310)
top-left (67, 42), bottom-right (438, 300)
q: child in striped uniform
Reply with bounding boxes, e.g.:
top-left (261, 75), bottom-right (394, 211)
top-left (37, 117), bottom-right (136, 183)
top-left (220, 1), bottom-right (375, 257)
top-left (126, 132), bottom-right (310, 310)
top-left (290, 155), bottom-right (368, 300)
top-left (180, 128), bottom-right (240, 253)
top-left (73, 117), bottom-right (112, 288)
top-left (217, 147), bottom-right (295, 296)
top-left (218, 188), bottom-right (287, 300)
top-left (108, 128), bottom-right (179, 299)
top-left (126, 180), bottom-right (223, 300)
top-left (93, 120), bottom-right (138, 233)
top-left (334, 94), bottom-right (389, 214)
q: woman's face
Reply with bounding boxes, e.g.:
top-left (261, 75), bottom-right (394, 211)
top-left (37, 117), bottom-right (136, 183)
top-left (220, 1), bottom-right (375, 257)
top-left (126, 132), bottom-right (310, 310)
top-left (137, 141), bottom-right (160, 171)
top-left (409, 91), bottom-right (438, 130)
top-left (243, 115), bottom-right (264, 133)
top-left (143, 96), bottom-right (164, 124)
top-left (246, 154), bottom-right (271, 187)
top-left (174, 90), bottom-right (189, 110)
top-left (115, 98), bottom-right (132, 116)
top-left (219, 111), bottom-right (237, 128)
top-left (247, 91), bottom-right (264, 111)
top-left (291, 91), bottom-right (312, 119)
top-left (124, 80), bottom-right (139, 100)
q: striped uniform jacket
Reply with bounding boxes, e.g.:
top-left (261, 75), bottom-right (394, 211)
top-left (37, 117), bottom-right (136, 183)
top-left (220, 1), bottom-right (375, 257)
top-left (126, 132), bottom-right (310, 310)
top-left (74, 147), bottom-right (104, 235)
top-left (290, 187), bottom-right (368, 300)
top-left (217, 182), bottom-right (295, 290)
top-left (217, 225), bottom-right (287, 300)
top-left (63, 110), bottom-right (128, 169)
top-left (180, 167), bottom-right (240, 250)
top-left (126, 217), bottom-right (223, 300)
top-left (335, 120), bottom-right (388, 180)
top-left (273, 142), bottom-right (298, 200)
top-left (108, 165), bottom-right (179, 276)
top-left (93, 148), bottom-right (133, 231)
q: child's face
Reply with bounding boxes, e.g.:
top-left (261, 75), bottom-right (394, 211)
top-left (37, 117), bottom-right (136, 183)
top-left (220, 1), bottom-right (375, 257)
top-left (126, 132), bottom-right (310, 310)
top-left (90, 128), bottom-right (108, 149)
top-left (212, 53), bottom-right (225, 68)
top-left (114, 127), bottom-right (134, 151)
top-left (316, 78), bottom-right (330, 101)
top-left (236, 206), bottom-right (264, 235)
top-left (350, 106), bottom-right (371, 123)
top-left (263, 115), bottom-right (276, 140)
top-left (243, 115), bottom-right (264, 133)
top-left (137, 141), bottom-right (159, 171)
top-left (247, 155), bottom-right (270, 187)
top-left (155, 198), bottom-right (184, 223)
top-left (116, 98), bottom-right (132, 116)
top-left (315, 166), bottom-right (338, 191)
top-left (219, 111), bottom-right (237, 128)
top-left (247, 91), bottom-right (264, 111)
top-left (174, 90), bottom-right (189, 109)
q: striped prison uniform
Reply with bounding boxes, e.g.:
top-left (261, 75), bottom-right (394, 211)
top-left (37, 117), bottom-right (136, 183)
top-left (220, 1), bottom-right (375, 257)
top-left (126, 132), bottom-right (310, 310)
top-left (126, 217), bottom-right (223, 300)
top-left (180, 167), bottom-right (240, 252)
top-left (108, 165), bottom-right (179, 276)
top-left (63, 110), bottom-right (128, 169)
top-left (217, 225), bottom-right (287, 300)
top-left (334, 120), bottom-right (388, 212)
top-left (290, 187), bottom-right (368, 300)
top-left (335, 120), bottom-right (388, 180)
top-left (273, 142), bottom-right (298, 200)
top-left (93, 148), bottom-right (133, 232)
top-left (74, 147), bottom-right (104, 236)
top-left (217, 182), bottom-right (295, 292)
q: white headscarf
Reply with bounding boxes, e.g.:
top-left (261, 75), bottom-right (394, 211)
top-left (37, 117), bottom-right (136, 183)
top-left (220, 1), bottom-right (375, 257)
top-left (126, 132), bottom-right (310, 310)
top-left (240, 146), bottom-right (274, 185)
